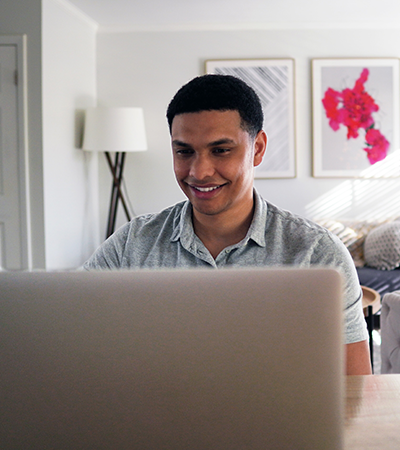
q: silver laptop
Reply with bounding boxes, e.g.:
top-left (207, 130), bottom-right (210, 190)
top-left (0, 268), bottom-right (344, 450)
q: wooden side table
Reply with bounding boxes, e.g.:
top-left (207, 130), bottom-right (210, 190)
top-left (361, 286), bottom-right (381, 369)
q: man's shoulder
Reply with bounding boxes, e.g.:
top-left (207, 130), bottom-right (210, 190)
top-left (264, 199), bottom-right (328, 236)
top-left (127, 200), bottom-right (188, 231)
top-left (257, 196), bottom-right (343, 256)
top-left (82, 200), bottom-right (189, 270)
top-left (257, 195), bottom-right (352, 266)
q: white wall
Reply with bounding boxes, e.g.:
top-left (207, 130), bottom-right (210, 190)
top-left (96, 27), bottom-right (400, 229)
top-left (42, 0), bottom-right (99, 269)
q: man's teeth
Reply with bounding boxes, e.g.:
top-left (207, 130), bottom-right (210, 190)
top-left (194, 186), bottom-right (220, 192)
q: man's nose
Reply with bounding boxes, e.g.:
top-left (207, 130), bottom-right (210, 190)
top-left (189, 154), bottom-right (215, 180)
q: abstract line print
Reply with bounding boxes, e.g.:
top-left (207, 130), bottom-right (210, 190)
top-left (206, 59), bottom-right (296, 178)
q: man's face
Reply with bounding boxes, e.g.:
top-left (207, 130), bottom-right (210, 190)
top-left (171, 110), bottom-right (266, 221)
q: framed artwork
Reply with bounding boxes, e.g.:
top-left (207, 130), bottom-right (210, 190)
top-left (205, 59), bottom-right (296, 178)
top-left (312, 58), bottom-right (400, 177)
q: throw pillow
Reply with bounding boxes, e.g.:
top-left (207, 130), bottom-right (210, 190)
top-left (364, 221), bottom-right (400, 270)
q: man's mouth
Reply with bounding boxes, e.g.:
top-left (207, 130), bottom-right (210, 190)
top-left (185, 182), bottom-right (227, 198)
top-left (192, 185), bottom-right (221, 192)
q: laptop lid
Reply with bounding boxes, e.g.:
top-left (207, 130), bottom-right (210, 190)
top-left (0, 268), bottom-right (344, 450)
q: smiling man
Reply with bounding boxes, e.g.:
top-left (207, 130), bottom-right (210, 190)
top-left (171, 109), bottom-right (266, 259)
top-left (83, 74), bottom-right (371, 375)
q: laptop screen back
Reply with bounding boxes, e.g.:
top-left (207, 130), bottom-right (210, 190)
top-left (0, 268), bottom-right (344, 450)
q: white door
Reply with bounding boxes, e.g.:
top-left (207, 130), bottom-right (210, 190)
top-left (0, 37), bottom-right (30, 270)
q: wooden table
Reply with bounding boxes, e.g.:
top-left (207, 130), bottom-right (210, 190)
top-left (345, 375), bottom-right (400, 449)
top-left (361, 286), bottom-right (381, 315)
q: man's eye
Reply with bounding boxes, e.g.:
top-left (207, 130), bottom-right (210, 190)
top-left (213, 148), bottom-right (230, 154)
top-left (176, 149), bottom-right (193, 155)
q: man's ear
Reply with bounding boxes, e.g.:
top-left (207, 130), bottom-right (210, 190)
top-left (253, 131), bottom-right (267, 167)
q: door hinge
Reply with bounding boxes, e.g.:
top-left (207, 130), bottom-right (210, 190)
top-left (14, 69), bottom-right (18, 86)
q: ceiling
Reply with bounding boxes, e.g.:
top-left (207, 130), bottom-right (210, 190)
top-left (65, 0), bottom-right (400, 32)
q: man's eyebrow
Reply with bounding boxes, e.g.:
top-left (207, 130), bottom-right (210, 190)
top-left (208, 138), bottom-right (236, 146)
top-left (172, 138), bottom-right (236, 148)
top-left (172, 140), bottom-right (191, 148)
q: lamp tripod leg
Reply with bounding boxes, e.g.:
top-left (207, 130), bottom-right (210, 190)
top-left (105, 152), bottom-right (131, 239)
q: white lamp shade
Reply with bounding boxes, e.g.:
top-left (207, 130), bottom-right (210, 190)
top-left (82, 107), bottom-right (147, 152)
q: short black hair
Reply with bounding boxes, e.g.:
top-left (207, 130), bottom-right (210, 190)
top-left (166, 74), bottom-right (264, 139)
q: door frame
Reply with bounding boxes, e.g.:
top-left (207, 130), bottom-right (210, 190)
top-left (0, 35), bottom-right (31, 269)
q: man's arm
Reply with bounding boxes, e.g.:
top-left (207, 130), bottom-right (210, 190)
top-left (345, 340), bottom-right (372, 375)
top-left (314, 234), bottom-right (371, 375)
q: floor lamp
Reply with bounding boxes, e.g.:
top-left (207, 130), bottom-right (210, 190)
top-left (82, 107), bottom-right (147, 239)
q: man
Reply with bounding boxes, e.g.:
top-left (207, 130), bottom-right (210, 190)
top-left (83, 74), bottom-right (371, 375)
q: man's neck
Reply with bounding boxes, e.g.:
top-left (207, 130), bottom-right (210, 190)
top-left (192, 201), bottom-right (255, 259)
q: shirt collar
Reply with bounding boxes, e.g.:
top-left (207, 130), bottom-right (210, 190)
top-left (171, 200), bottom-right (194, 247)
top-left (245, 188), bottom-right (267, 247)
top-left (171, 188), bottom-right (267, 248)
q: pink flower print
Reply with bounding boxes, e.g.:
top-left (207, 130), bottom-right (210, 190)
top-left (363, 128), bottom-right (390, 164)
top-left (322, 68), bottom-right (389, 165)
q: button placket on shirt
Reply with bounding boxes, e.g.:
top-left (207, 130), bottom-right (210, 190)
top-left (188, 241), bottom-right (215, 266)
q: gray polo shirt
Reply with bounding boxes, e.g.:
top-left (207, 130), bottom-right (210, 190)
top-left (83, 190), bottom-right (368, 344)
